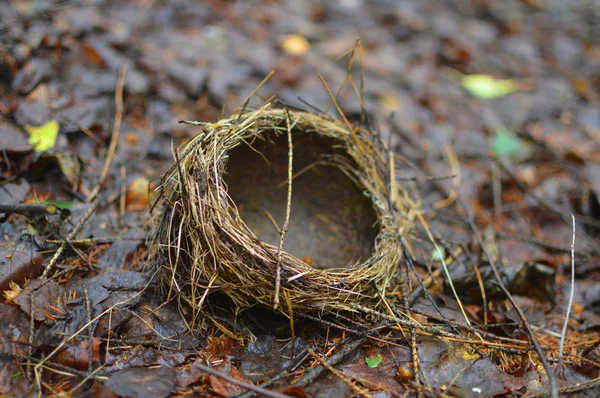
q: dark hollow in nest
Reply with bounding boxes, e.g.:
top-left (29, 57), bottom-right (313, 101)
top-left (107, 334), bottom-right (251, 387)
top-left (151, 104), bottom-right (415, 317)
top-left (225, 131), bottom-right (378, 269)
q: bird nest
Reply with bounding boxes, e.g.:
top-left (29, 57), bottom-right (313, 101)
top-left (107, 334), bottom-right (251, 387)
top-left (151, 102), bottom-right (415, 319)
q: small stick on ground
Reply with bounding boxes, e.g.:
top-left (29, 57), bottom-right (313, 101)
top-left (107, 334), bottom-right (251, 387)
top-left (84, 285), bottom-right (93, 373)
top-left (87, 64), bottom-right (126, 203)
top-left (233, 349), bottom-right (310, 398)
top-left (193, 362), bottom-right (292, 398)
top-left (295, 336), bottom-right (366, 388)
top-left (0, 203), bottom-right (60, 215)
top-left (556, 214), bottom-right (576, 377)
top-left (307, 348), bottom-right (374, 398)
top-left (459, 196), bottom-right (559, 398)
top-left (41, 197), bottom-right (101, 278)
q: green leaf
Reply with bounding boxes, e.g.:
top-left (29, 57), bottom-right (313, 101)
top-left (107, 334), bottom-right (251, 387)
top-left (365, 354), bottom-right (382, 368)
top-left (461, 74), bottom-right (518, 99)
top-left (25, 120), bottom-right (59, 152)
top-left (491, 128), bottom-right (524, 158)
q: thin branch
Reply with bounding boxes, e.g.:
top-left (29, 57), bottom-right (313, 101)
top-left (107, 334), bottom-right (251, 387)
top-left (237, 71), bottom-right (275, 120)
top-left (41, 197), bottom-right (101, 278)
top-left (192, 361), bottom-right (292, 398)
top-left (459, 197), bottom-right (558, 398)
top-left (273, 107), bottom-right (293, 310)
top-left (557, 214), bottom-right (576, 376)
top-left (87, 64), bottom-right (126, 203)
top-left (0, 203), bottom-right (60, 215)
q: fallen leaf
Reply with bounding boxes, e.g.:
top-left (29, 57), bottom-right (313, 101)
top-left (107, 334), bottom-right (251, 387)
top-left (24, 119), bottom-right (59, 152)
top-left (461, 74), bottom-right (518, 99)
top-left (209, 359), bottom-right (249, 397)
top-left (281, 34), bottom-right (310, 56)
top-left (3, 281), bottom-right (22, 303)
top-left (51, 338), bottom-right (102, 370)
top-left (105, 367), bottom-right (176, 398)
top-left (126, 177), bottom-right (151, 211)
top-left (491, 128), bottom-right (525, 159)
top-left (365, 354), bottom-right (382, 368)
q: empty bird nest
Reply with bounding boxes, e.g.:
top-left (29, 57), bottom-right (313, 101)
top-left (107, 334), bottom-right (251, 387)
top-left (150, 101), bottom-right (417, 320)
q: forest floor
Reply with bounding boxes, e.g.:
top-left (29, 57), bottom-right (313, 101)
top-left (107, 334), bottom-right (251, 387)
top-left (1, 0), bottom-right (599, 397)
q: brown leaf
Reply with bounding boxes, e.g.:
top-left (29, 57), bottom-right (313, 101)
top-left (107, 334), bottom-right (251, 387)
top-left (209, 359), bottom-right (250, 397)
top-left (12, 279), bottom-right (63, 322)
top-left (52, 338), bottom-right (102, 370)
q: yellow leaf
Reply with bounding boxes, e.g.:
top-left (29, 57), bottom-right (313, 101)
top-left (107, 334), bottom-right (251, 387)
top-left (461, 74), bottom-right (518, 99)
top-left (25, 120), bottom-right (59, 152)
top-left (281, 34), bottom-right (310, 56)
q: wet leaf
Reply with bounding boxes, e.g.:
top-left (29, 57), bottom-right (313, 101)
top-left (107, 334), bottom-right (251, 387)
top-left (491, 128), bottom-right (525, 158)
top-left (281, 34), bottom-right (310, 56)
top-left (12, 279), bottom-right (63, 322)
top-left (0, 239), bottom-right (43, 293)
top-left (461, 74), bottom-right (518, 99)
top-left (365, 354), bottom-right (382, 368)
top-left (0, 180), bottom-right (30, 207)
top-left (24, 119), bottom-right (59, 152)
top-left (105, 366), bottom-right (176, 398)
top-left (0, 304), bottom-right (33, 396)
top-left (51, 338), bottom-right (102, 370)
top-left (210, 359), bottom-right (250, 397)
top-left (0, 121), bottom-right (32, 152)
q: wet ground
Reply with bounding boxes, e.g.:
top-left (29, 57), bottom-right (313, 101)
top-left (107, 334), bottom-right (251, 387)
top-left (1, 0), bottom-right (599, 396)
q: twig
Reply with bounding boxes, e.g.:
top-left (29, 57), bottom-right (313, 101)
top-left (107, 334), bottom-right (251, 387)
top-left (87, 65), bottom-right (126, 203)
top-left (28, 292), bottom-right (35, 381)
top-left (556, 214), bottom-right (576, 376)
top-left (433, 143), bottom-right (459, 209)
top-left (233, 349), bottom-right (311, 398)
top-left (459, 197), bottom-right (558, 398)
top-left (307, 348), bottom-right (374, 398)
top-left (318, 74), bottom-right (363, 155)
top-left (193, 362), bottom-right (291, 398)
top-left (417, 213), bottom-right (472, 328)
top-left (41, 197), bottom-right (101, 278)
top-left (0, 203), bottom-right (60, 215)
top-left (528, 375), bottom-right (600, 398)
top-left (295, 336), bottom-right (366, 387)
top-left (119, 166), bottom-right (126, 226)
top-left (61, 234), bottom-right (94, 271)
top-left (84, 285), bottom-right (93, 373)
top-left (273, 107), bottom-right (293, 310)
top-left (237, 71), bottom-right (275, 121)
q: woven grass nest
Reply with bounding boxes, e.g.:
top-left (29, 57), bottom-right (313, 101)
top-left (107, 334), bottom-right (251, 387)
top-left (152, 101), bottom-right (416, 319)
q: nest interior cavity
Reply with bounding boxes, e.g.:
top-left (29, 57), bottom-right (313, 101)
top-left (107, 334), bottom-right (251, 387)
top-left (152, 103), bottom-right (415, 317)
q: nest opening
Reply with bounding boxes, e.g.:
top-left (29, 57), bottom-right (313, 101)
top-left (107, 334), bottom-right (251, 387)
top-left (224, 131), bottom-right (378, 269)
